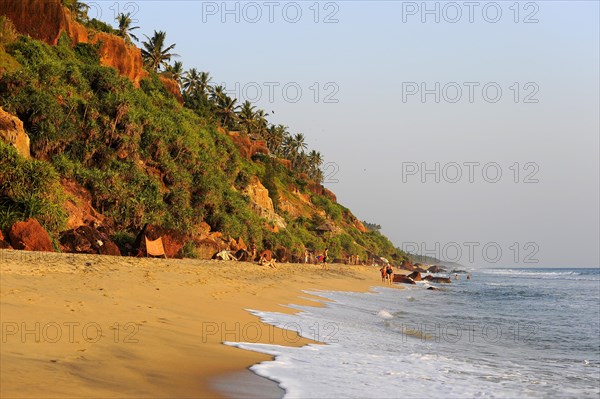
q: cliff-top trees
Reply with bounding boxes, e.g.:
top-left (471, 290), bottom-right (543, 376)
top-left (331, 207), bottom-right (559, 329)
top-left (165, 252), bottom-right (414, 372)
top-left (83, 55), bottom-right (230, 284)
top-left (238, 101), bottom-right (257, 137)
top-left (63, 0), bottom-right (89, 22)
top-left (141, 30), bottom-right (177, 72)
top-left (116, 12), bottom-right (139, 44)
top-left (166, 61), bottom-right (184, 85)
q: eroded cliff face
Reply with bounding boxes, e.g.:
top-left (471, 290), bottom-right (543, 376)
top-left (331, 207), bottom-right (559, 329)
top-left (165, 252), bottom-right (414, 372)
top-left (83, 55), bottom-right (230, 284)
top-left (158, 75), bottom-right (184, 104)
top-left (0, 107), bottom-right (30, 158)
top-left (89, 31), bottom-right (147, 86)
top-left (0, 0), bottom-right (86, 45)
top-left (0, 0), bottom-right (146, 85)
top-left (244, 176), bottom-right (286, 230)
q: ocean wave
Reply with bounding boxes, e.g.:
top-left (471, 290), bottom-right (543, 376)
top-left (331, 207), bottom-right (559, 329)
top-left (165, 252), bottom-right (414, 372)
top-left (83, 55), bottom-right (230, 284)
top-left (377, 310), bottom-right (394, 319)
top-left (480, 268), bottom-right (599, 281)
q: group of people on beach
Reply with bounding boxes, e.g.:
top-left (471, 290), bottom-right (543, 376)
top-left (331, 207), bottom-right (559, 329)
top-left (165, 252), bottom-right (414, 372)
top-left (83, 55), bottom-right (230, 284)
top-left (380, 263), bottom-right (394, 286)
top-left (235, 242), bottom-right (330, 269)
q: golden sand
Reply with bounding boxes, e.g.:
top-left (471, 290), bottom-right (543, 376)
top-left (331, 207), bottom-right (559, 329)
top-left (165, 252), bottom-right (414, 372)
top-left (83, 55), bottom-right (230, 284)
top-left (0, 250), bottom-right (404, 398)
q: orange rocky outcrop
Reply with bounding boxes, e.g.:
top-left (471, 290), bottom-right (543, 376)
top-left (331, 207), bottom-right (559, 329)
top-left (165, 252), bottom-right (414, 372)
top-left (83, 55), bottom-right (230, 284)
top-left (8, 218), bottom-right (54, 252)
top-left (244, 176), bottom-right (286, 230)
top-left (225, 131), bottom-right (269, 159)
top-left (0, 0), bottom-right (146, 86)
top-left (91, 31), bottom-right (147, 86)
top-left (0, 107), bottom-right (30, 158)
top-left (158, 75), bottom-right (184, 104)
top-left (61, 179), bottom-right (104, 230)
top-left (306, 180), bottom-right (337, 203)
top-left (0, 0), bottom-right (86, 46)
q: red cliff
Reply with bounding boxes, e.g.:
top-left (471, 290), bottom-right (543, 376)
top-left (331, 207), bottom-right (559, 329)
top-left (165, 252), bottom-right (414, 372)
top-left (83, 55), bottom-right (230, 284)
top-left (0, 0), bottom-right (145, 85)
top-left (89, 31), bottom-right (147, 86)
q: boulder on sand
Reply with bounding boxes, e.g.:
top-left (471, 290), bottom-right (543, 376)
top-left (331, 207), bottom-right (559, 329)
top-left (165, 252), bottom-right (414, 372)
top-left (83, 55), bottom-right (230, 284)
top-left (0, 230), bottom-right (13, 249)
top-left (8, 219), bottom-right (54, 252)
top-left (59, 225), bottom-right (120, 256)
top-left (133, 224), bottom-right (186, 258)
top-left (259, 249), bottom-right (274, 261)
top-left (235, 249), bottom-right (250, 262)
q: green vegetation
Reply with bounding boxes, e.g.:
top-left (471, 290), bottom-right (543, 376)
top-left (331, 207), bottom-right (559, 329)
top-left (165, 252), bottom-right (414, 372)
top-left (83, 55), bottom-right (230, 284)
top-left (0, 142), bottom-right (66, 233)
top-left (0, 3), bottom-right (408, 263)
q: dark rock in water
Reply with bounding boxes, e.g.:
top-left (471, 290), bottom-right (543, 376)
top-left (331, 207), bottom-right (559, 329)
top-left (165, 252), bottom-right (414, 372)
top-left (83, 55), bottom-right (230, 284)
top-left (60, 225), bottom-right (121, 256)
top-left (427, 286), bottom-right (441, 291)
top-left (407, 271), bottom-right (422, 281)
top-left (133, 224), bottom-right (186, 258)
top-left (422, 275), bottom-right (451, 283)
top-left (430, 276), bottom-right (452, 284)
top-left (450, 269), bottom-right (468, 274)
top-left (427, 265), bottom-right (447, 273)
top-left (9, 218), bottom-right (54, 252)
top-left (393, 275), bottom-right (416, 284)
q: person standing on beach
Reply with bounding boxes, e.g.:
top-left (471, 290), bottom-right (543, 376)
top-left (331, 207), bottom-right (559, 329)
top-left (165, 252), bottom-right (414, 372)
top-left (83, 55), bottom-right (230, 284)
top-left (250, 242), bottom-right (257, 262)
top-left (385, 264), bottom-right (394, 286)
top-left (322, 248), bottom-right (329, 269)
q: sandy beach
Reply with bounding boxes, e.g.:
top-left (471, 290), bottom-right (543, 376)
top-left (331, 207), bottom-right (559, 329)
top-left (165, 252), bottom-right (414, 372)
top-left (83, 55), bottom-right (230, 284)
top-left (0, 249), bottom-right (401, 398)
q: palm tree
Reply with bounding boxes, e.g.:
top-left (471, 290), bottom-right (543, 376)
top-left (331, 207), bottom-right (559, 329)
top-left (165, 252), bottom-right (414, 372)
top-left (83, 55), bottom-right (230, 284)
top-left (141, 30), bottom-right (178, 73)
top-left (238, 101), bottom-right (257, 137)
top-left (308, 150), bottom-right (324, 180)
top-left (198, 71), bottom-right (212, 98)
top-left (296, 152), bottom-right (310, 174)
top-left (64, 0), bottom-right (89, 22)
top-left (266, 124), bottom-right (287, 154)
top-left (182, 68), bottom-right (200, 93)
top-left (116, 12), bottom-right (139, 43)
top-left (165, 61), bottom-right (184, 85)
top-left (216, 95), bottom-right (239, 128)
top-left (254, 109), bottom-right (269, 140)
top-left (210, 85), bottom-right (226, 104)
top-left (291, 133), bottom-right (308, 167)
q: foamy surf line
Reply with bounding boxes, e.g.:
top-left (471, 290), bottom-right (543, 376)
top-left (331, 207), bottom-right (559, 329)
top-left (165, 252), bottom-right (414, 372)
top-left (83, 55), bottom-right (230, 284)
top-left (224, 288), bottom-right (496, 399)
top-left (226, 283), bottom-right (600, 399)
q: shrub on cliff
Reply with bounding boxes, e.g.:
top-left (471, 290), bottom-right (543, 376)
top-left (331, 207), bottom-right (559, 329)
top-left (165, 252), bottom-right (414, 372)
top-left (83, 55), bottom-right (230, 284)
top-left (0, 142), bottom-right (66, 233)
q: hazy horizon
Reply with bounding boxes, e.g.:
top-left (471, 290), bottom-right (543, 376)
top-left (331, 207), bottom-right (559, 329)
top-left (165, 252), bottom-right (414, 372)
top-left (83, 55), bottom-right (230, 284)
top-left (89, 0), bottom-right (599, 267)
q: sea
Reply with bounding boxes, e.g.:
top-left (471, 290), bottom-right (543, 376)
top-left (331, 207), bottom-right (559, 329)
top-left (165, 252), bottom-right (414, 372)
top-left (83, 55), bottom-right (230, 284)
top-left (227, 268), bottom-right (600, 398)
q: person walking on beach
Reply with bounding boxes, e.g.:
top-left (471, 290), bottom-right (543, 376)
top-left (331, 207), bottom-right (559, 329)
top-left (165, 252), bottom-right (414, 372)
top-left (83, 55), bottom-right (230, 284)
top-left (385, 263), bottom-right (394, 286)
top-left (322, 248), bottom-right (329, 269)
top-left (380, 265), bottom-right (387, 283)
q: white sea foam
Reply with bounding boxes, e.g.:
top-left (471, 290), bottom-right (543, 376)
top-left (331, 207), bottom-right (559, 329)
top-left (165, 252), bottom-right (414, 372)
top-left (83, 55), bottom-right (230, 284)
top-left (377, 310), bottom-right (393, 319)
top-left (227, 271), bottom-right (600, 399)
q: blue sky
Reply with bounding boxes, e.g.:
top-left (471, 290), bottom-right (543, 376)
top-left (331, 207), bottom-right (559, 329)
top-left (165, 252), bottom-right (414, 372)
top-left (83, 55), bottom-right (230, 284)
top-left (92, 1), bottom-right (599, 267)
